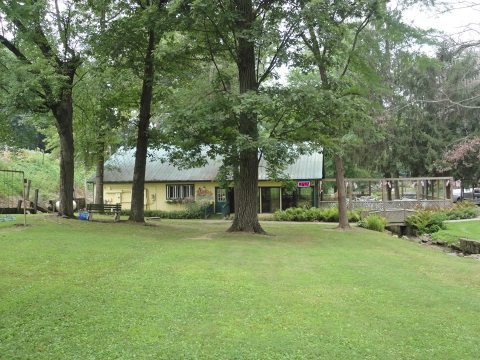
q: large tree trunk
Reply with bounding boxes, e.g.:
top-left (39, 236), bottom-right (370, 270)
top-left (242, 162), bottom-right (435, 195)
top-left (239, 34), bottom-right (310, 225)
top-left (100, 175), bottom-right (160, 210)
top-left (52, 97), bottom-right (75, 217)
top-left (228, 0), bottom-right (264, 234)
top-left (335, 154), bottom-right (350, 229)
top-left (95, 150), bottom-right (104, 204)
top-left (229, 150), bottom-right (263, 233)
top-left (129, 28), bottom-right (156, 223)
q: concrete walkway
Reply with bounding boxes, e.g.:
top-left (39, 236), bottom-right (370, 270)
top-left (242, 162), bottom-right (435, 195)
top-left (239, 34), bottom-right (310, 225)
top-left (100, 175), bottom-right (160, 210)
top-left (445, 217), bottom-right (480, 223)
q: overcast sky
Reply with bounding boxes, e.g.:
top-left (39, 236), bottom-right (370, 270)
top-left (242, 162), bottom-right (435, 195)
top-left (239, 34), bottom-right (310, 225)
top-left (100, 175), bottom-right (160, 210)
top-left (400, 0), bottom-right (480, 44)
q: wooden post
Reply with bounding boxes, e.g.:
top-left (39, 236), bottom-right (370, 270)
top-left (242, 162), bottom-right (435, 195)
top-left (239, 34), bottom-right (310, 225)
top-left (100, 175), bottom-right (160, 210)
top-left (394, 180), bottom-right (400, 199)
top-left (25, 180), bottom-right (31, 202)
top-left (347, 182), bottom-right (353, 209)
top-left (22, 176), bottom-right (27, 226)
top-left (314, 180), bottom-right (319, 208)
top-left (381, 180), bottom-right (385, 201)
top-left (320, 181), bottom-right (324, 202)
top-left (368, 181), bottom-right (372, 196)
top-left (446, 179), bottom-right (452, 200)
top-left (416, 180), bottom-right (422, 200)
top-left (34, 189), bottom-right (39, 214)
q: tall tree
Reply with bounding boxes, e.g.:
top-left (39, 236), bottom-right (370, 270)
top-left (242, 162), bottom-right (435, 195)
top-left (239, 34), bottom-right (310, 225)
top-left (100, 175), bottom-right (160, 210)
top-left (169, 0), bottom-right (293, 233)
top-left (73, 63), bottom-right (134, 204)
top-left (0, 0), bottom-right (83, 216)
top-left (292, 0), bottom-right (384, 229)
top-left (92, 0), bottom-right (172, 222)
top-left (129, 0), bottom-right (175, 223)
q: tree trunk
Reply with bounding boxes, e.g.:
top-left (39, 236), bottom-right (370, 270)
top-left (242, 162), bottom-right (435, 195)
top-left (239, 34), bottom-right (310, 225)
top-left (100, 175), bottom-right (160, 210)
top-left (393, 171), bottom-right (400, 199)
top-left (229, 150), bottom-right (263, 233)
top-left (52, 97), bottom-right (75, 217)
top-left (95, 150), bottom-right (104, 204)
top-left (335, 154), bottom-right (350, 229)
top-left (228, 0), bottom-right (264, 233)
top-left (129, 28), bottom-right (156, 223)
top-left (94, 7), bottom-right (106, 207)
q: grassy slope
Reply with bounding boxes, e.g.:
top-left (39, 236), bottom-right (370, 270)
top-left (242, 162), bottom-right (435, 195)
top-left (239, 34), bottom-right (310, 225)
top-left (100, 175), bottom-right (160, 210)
top-left (1, 217), bottom-right (480, 359)
top-left (432, 220), bottom-right (480, 244)
top-left (0, 150), bottom-right (86, 204)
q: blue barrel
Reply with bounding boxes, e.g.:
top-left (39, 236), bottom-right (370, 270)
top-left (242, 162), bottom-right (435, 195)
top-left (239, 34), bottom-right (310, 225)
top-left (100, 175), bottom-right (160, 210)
top-left (78, 211), bottom-right (89, 220)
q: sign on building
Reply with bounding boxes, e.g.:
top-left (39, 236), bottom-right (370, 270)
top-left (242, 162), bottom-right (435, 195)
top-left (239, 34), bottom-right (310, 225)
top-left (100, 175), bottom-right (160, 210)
top-left (297, 181), bottom-right (311, 188)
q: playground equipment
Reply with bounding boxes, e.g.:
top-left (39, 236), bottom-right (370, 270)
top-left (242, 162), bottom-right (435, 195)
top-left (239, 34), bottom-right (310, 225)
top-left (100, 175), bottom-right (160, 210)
top-left (0, 169), bottom-right (27, 226)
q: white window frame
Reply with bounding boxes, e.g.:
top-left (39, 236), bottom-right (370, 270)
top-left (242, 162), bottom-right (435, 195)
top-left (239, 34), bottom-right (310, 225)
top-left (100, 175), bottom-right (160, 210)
top-left (166, 184), bottom-right (194, 200)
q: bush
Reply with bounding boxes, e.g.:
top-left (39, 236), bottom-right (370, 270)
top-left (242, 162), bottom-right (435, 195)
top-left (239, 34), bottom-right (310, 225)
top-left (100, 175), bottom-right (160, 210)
top-left (121, 202), bottom-right (213, 219)
top-left (406, 209), bottom-right (447, 235)
top-left (273, 207), bottom-right (362, 222)
top-left (444, 202), bottom-right (479, 220)
top-left (358, 214), bottom-right (388, 232)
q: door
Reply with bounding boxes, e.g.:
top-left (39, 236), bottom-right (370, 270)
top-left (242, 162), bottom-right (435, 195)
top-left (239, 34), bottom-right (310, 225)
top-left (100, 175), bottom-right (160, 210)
top-left (215, 188), bottom-right (227, 213)
top-left (261, 187), bottom-right (281, 213)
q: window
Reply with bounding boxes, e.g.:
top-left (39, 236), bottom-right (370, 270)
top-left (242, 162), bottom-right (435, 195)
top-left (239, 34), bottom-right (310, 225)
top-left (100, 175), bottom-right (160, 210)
top-left (297, 187), bottom-right (313, 208)
top-left (281, 186), bottom-right (314, 209)
top-left (260, 187), bottom-right (281, 213)
top-left (216, 188), bottom-right (226, 202)
top-left (166, 184), bottom-right (194, 200)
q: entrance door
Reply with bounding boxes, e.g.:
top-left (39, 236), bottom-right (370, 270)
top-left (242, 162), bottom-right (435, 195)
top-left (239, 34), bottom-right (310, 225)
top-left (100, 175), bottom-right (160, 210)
top-left (215, 188), bottom-right (227, 213)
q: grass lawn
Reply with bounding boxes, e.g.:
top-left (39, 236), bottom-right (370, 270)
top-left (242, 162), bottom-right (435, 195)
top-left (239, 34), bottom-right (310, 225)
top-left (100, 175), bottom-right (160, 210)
top-left (432, 219), bottom-right (480, 244)
top-left (1, 216), bottom-right (480, 359)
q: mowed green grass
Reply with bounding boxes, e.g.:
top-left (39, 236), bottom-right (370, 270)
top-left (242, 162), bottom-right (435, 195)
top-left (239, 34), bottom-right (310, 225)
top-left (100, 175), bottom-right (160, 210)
top-left (433, 219), bottom-right (480, 244)
top-left (1, 216), bottom-right (480, 359)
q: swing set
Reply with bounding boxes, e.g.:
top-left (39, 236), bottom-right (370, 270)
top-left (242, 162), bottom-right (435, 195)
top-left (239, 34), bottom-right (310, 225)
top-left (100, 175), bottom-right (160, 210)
top-left (0, 169), bottom-right (27, 226)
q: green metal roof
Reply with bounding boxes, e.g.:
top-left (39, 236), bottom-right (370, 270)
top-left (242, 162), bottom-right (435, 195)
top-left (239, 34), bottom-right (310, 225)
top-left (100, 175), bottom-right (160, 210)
top-left (102, 149), bottom-right (323, 183)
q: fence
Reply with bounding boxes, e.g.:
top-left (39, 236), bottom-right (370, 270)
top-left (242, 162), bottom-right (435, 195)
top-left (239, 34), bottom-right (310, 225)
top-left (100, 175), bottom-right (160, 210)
top-left (0, 169), bottom-right (27, 225)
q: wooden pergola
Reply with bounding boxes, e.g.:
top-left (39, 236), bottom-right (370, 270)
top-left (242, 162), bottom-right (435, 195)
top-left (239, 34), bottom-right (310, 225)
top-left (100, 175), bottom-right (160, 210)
top-left (317, 176), bottom-right (454, 211)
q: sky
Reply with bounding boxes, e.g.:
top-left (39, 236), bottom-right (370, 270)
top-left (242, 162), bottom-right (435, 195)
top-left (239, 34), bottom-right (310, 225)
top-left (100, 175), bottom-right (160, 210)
top-left (399, 0), bottom-right (480, 44)
top-left (275, 1), bottom-right (480, 80)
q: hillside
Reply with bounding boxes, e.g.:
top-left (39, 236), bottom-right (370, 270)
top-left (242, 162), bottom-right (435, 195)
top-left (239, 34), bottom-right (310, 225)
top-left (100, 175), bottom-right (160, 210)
top-left (0, 149), bottom-right (89, 207)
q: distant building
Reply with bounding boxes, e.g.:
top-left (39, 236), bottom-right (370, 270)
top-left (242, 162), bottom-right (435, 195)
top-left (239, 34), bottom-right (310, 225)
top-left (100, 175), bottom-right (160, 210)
top-left (95, 149), bottom-right (324, 214)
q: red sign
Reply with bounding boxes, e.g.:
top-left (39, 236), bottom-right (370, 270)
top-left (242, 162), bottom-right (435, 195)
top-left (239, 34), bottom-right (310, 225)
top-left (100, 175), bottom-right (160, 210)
top-left (297, 181), bottom-right (311, 188)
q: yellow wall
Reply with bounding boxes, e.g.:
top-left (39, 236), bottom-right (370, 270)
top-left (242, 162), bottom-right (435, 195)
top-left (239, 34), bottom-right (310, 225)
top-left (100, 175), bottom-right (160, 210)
top-left (99, 180), bottom-right (285, 211)
top-left (101, 182), bottom-right (215, 211)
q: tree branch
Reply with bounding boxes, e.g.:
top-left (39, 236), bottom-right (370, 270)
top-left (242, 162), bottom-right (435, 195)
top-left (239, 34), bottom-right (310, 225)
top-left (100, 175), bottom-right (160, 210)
top-left (454, 40), bottom-right (480, 55)
top-left (204, 19), bottom-right (230, 93)
top-left (257, 22), bottom-right (297, 85)
top-left (0, 34), bottom-right (29, 62)
top-left (340, 11), bottom-right (373, 78)
top-left (254, 0), bottom-right (276, 17)
top-left (206, 15), bottom-right (237, 60)
top-left (54, 0), bottom-right (67, 53)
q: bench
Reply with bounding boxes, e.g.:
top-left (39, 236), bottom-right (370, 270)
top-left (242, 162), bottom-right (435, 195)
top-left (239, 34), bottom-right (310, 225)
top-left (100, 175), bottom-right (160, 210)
top-left (86, 203), bottom-right (121, 222)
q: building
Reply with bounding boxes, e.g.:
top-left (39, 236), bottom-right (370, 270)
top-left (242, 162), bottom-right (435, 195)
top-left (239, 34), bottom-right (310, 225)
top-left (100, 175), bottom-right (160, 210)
top-left (96, 149), bottom-right (324, 214)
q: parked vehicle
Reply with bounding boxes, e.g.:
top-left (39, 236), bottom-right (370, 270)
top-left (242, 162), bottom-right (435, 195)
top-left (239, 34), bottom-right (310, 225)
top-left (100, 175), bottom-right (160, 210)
top-left (452, 188), bottom-right (480, 204)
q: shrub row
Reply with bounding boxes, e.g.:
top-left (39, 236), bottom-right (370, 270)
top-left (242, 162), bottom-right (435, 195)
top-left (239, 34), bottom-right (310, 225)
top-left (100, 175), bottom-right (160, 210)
top-left (406, 203), bottom-right (479, 235)
top-left (405, 210), bottom-right (447, 235)
top-left (120, 203), bottom-right (213, 219)
top-left (274, 207), bottom-right (362, 222)
top-left (443, 202), bottom-right (479, 220)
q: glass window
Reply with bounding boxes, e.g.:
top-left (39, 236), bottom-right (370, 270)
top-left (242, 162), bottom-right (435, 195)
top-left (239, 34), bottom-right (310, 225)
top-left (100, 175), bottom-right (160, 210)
top-left (261, 187), bottom-right (281, 213)
top-left (281, 189), bottom-right (297, 210)
top-left (216, 189), bottom-right (226, 202)
top-left (297, 187), bottom-right (313, 208)
top-left (166, 184), bottom-right (194, 200)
